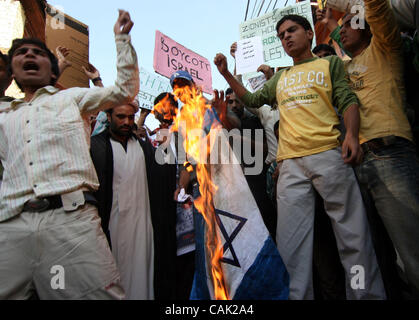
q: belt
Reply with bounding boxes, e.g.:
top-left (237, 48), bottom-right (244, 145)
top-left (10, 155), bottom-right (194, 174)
top-left (361, 136), bottom-right (405, 153)
top-left (23, 192), bottom-right (98, 213)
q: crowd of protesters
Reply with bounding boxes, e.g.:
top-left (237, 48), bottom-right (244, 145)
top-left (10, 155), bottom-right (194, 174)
top-left (0, 0), bottom-right (418, 300)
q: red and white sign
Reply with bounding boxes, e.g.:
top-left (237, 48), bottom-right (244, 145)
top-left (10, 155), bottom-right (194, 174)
top-left (153, 30), bottom-right (213, 94)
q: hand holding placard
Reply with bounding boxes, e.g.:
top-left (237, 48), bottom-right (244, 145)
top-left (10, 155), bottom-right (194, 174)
top-left (236, 36), bottom-right (265, 75)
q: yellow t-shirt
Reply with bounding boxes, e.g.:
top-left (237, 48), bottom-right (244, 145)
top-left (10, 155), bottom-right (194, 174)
top-left (242, 56), bottom-right (358, 161)
top-left (338, 0), bottom-right (413, 144)
top-left (276, 59), bottom-right (341, 160)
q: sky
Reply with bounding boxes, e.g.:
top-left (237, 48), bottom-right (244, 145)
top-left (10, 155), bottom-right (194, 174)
top-left (49, 0), bottom-right (297, 128)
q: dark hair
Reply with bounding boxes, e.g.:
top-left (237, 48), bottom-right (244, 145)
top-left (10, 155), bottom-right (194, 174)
top-left (0, 51), bottom-right (12, 94)
top-left (0, 51), bottom-right (9, 69)
top-left (153, 92), bottom-right (178, 125)
top-left (312, 44), bottom-right (336, 56)
top-left (342, 13), bottom-right (371, 30)
top-left (276, 14), bottom-right (313, 34)
top-left (106, 103), bottom-right (138, 115)
top-left (342, 13), bottom-right (371, 39)
top-left (154, 92), bottom-right (178, 108)
top-left (225, 88), bottom-right (233, 96)
top-left (8, 38), bottom-right (59, 90)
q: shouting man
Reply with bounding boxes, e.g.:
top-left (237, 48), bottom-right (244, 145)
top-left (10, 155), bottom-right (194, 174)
top-left (0, 10), bottom-right (139, 299)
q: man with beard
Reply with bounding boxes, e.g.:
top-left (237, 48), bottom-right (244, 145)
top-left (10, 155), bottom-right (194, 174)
top-left (90, 99), bottom-right (155, 300)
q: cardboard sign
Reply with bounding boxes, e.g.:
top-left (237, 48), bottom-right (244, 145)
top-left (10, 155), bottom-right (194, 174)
top-left (1, 0), bottom-right (25, 99)
top-left (0, 0), bottom-right (25, 51)
top-left (153, 30), bottom-right (213, 94)
top-left (138, 67), bottom-right (172, 110)
top-left (239, 0), bottom-right (315, 69)
top-left (236, 36), bottom-right (265, 75)
top-left (45, 4), bottom-right (89, 89)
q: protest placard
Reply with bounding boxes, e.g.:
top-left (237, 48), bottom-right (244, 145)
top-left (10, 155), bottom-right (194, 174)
top-left (153, 30), bottom-right (213, 94)
top-left (247, 74), bottom-right (268, 92)
top-left (138, 67), bottom-right (172, 111)
top-left (239, 0), bottom-right (315, 69)
top-left (236, 36), bottom-right (265, 75)
top-left (45, 4), bottom-right (89, 89)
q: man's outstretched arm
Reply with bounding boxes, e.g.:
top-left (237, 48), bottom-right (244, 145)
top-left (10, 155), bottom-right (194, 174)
top-left (214, 53), bottom-right (278, 109)
top-left (77, 10), bottom-right (139, 115)
top-left (214, 53), bottom-right (248, 99)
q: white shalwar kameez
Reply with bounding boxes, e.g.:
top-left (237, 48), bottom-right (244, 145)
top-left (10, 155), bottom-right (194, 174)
top-left (109, 137), bottom-right (154, 300)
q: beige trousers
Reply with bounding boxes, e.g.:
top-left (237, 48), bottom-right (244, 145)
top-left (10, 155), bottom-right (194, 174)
top-left (0, 204), bottom-right (124, 300)
top-left (276, 148), bottom-right (386, 300)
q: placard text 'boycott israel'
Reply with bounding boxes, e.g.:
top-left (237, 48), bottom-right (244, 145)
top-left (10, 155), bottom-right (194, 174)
top-left (154, 30), bottom-right (213, 94)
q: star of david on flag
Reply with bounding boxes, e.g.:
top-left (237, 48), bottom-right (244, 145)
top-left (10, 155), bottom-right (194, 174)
top-left (190, 130), bottom-right (289, 300)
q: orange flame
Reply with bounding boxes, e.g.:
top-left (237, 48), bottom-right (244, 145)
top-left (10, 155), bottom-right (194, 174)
top-left (172, 84), bottom-right (230, 300)
top-left (152, 93), bottom-right (178, 122)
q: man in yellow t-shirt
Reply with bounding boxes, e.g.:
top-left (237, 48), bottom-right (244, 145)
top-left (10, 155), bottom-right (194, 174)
top-left (322, 0), bottom-right (419, 298)
top-left (214, 14), bottom-right (386, 300)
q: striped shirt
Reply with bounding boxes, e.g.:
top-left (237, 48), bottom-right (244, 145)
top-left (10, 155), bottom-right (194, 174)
top-left (0, 34), bottom-right (139, 222)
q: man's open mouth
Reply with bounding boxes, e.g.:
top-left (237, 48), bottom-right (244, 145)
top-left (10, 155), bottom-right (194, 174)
top-left (23, 62), bottom-right (40, 72)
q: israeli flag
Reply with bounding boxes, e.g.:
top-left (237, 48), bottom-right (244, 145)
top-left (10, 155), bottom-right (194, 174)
top-left (190, 130), bottom-right (289, 300)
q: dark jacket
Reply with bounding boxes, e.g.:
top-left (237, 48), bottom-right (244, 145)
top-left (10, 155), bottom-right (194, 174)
top-left (90, 130), bottom-right (178, 300)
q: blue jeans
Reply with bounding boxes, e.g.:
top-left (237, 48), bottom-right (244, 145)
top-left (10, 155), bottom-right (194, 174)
top-left (355, 138), bottom-right (419, 296)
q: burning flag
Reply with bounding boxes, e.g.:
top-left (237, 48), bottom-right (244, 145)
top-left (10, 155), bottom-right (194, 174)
top-left (190, 129), bottom-right (289, 300)
top-left (171, 84), bottom-right (289, 300)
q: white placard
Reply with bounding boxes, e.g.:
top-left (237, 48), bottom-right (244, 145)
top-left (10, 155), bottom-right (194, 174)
top-left (138, 67), bottom-right (172, 110)
top-left (236, 36), bottom-right (265, 75)
top-left (239, 0), bottom-right (316, 69)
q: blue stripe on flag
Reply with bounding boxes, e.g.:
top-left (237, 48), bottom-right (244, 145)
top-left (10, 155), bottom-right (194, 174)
top-left (190, 205), bottom-right (211, 300)
top-left (233, 237), bottom-right (289, 300)
top-left (190, 207), bottom-right (289, 300)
